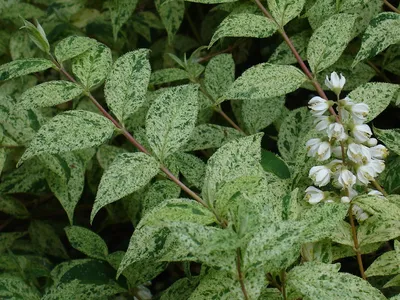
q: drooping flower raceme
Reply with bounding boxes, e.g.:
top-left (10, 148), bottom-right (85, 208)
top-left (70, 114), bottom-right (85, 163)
top-left (304, 72), bottom-right (388, 221)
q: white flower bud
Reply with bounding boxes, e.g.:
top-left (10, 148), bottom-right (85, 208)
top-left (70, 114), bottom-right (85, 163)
top-left (306, 138), bottom-right (322, 157)
top-left (348, 187), bottom-right (358, 199)
top-left (368, 190), bottom-right (384, 197)
top-left (309, 165), bottom-right (332, 187)
top-left (332, 146), bottom-right (343, 158)
top-left (352, 124), bottom-right (372, 143)
top-left (367, 138), bottom-right (378, 147)
top-left (369, 159), bottom-right (385, 175)
top-left (337, 169), bottom-right (356, 189)
top-left (327, 122), bottom-right (347, 141)
top-left (305, 186), bottom-right (325, 204)
top-left (350, 103), bottom-right (369, 124)
top-left (347, 143), bottom-right (371, 165)
top-left (325, 72), bottom-right (345, 95)
top-left (308, 96), bottom-right (330, 116)
top-left (325, 199), bottom-right (335, 203)
top-left (341, 196), bottom-right (351, 203)
top-left (316, 141), bottom-right (332, 161)
top-left (369, 145), bottom-right (389, 159)
top-left (356, 164), bottom-right (376, 185)
top-left (352, 205), bottom-right (369, 221)
top-left (314, 115), bottom-right (332, 131)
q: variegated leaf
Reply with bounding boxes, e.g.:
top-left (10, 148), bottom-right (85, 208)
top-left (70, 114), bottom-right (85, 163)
top-left (146, 84), bottom-right (198, 161)
top-left (269, 30), bottom-right (311, 65)
top-left (174, 152), bottom-right (206, 189)
top-left (107, 0), bottom-right (139, 41)
top-left (156, 0), bottom-right (185, 44)
top-left (205, 54), bottom-right (235, 101)
top-left (91, 152), bottom-right (159, 223)
top-left (150, 68), bottom-right (189, 85)
top-left (142, 180), bottom-right (181, 214)
top-left (19, 81), bottom-right (84, 109)
top-left (65, 226), bottom-right (108, 260)
top-left (0, 58), bottom-right (53, 81)
top-left (267, 0), bottom-right (306, 26)
top-left (373, 127), bottom-right (400, 156)
top-left (0, 195), bottom-right (29, 219)
top-left (0, 274), bottom-right (40, 300)
top-left (105, 49), bottom-right (151, 123)
top-left (54, 36), bottom-right (97, 63)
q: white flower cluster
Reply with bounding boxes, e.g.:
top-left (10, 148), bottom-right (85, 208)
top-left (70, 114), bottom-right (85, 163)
top-left (305, 72), bottom-right (388, 210)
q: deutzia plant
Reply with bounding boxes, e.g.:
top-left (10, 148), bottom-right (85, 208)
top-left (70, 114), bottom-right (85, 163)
top-left (305, 72), bottom-right (389, 222)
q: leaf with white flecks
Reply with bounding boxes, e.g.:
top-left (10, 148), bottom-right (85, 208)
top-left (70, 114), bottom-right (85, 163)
top-left (268, 0), bottom-right (306, 26)
top-left (373, 127), bottom-right (400, 156)
top-left (105, 49), bottom-right (151, 123)
top-left (19, 110), bottom-right (115, 164)
top-left (0, 58), bottom-right (53, 81)
top-left (108, 0), bottom-right (139, 41)
top-left (0, 274), bottom-right (40, 300)
top-left (19, 81), bottom-right (83, 109)
top-left (205, 54), bottom-right (235, 101)
top-left (146, 84), bottom-right (198, 162)
top-left (65, 226), bottom-right (108, 260)
top-left (91, 152), bottom-right (159, 223)
top-left (55, 36), bottom-right (97, 63)
top-left (156, 0), bottom-right (185, 44)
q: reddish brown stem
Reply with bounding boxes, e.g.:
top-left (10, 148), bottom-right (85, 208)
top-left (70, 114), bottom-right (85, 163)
top-left (348, 205), bottom-right (366, 280)
top-left (384, 0), bottom-right (400, 13)
top-left (236, 248), bottom-right (250, 300)
top-left (366, 61), bottom-right (391, 82)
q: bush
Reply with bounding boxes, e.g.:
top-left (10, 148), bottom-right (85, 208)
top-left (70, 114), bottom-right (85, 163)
top-left (0, 0), bottom-right (400, 299)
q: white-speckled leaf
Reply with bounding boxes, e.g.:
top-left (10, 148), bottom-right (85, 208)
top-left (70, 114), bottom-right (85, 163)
top-left (96, 144), bottom-right (128, 170)
top-left (142, 180), bottom-right (181, 214)
top-left (0, 274), bottom-right (40, 300)
top-left (373, 127), bottom-right (400, 156)
top-left (354, 195), bottom-right (400, 220)
top-left (209, 13), bottom-right (277, 48)
top-left (174, 152), bottom-right (206, 189)
top-left (10, 30), bottom-right (37, 60)
top-left (223, 63), bottom-right (306, 102)
top-left (54, 36), bottom-right (97, 63)
top-left (105, 49), bottom-right (151, 123)
top-left (307, 13), bottom-right (357, 73)
top-left (139, 198), bottom-right (216, 229)
top-left (65, 226), bottom-right (108, 260)
top-left (241, 96), bottom-right (285, 134)
top-left (354, 13), bottom-right (400, 66)
top-left (91, 152), bottom-right (159, 223)
top-left (0, 195), bottom-right (29, 219)
top-left (19, 81), bottom-right (83, 109)
top-left (269, 30), bottom-right (311, 65)
top-left (19, 110), bottom-right (115, 164)
top-left (0, 232), bottom-right (27, 254)
top-left (0, 148), bottom-right (5, 176)
top-left (146, 84), bottom-right (198, 161)
top-left (358, 216), bottom-right (400, 246)
top-left (108, 0), bottom-right (138, 41)
top-left (181, 124), bottom-right (244, 152)
top-left (150, 68), bottom-right (189, 85)
top-left (286, 262), bottom-right (386, 300)
top-left (203, 134), bottom-right (264, 204)
top-left (365, 246), bottom-right (400, 277)
top-left (205, 54), bottom-right (235, 101)
top-left (156, 0), bottom-right (185, 44)
top-left (267, 0), bottom-right (306, 26)
top-left (348, 83), bottom-right (399, 122)
top-left (29, 220), bottom-right (68, 259)
top-left (72, 43), bottom-right (112, 90)
top-left (277, 107), bottom-right (314, 162)
top-left (0, 58), bottom-right (53, 81)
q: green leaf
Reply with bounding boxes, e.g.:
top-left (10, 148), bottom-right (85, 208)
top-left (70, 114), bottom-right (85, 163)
top-left (203, 134), bottom-right (264, 204)
top-left (65, 226), bottom-right (108, 260)
top-left (365, 249), bottom-right (400, 277)
top-left (105, 49), bottom-right (151, 123)
top-left (277, 107), bottom-right (314, 162)
top-left (358, 216), bottom-right (400, 246)
top-left (209, 13), bottom-right (277, 48)
top-left (160, 277), bottom-right (200, 300)
top-left (0, 2), bottom-right (44, 21)
top-left (185, 0), bottom-right (238, 3)
top-left (29, 220), bottom-right (68, 259)
top-left (142, 180), bottom-right (181, 214)
top-left (146, 84), bottom-right (199, 162)
top-left (205, 54), bottom-right (235, 101)
top-left (91, 152), bottom-right (159, 223)
top-left (72, 43), bottom-right (112, 90)
top-left (108, 0), bottom-right (139, 41)
top-left (267, 0), bottom-right (306, 26)
top-left (354, 12), bottom-right (400, 66)
top-left (384, 273), bottom-right (400, 288)
top-left (174, 152), bottom-right (206, 189)
top-left (96, 144), bottom-right (128, 170)
top-left (287, 262), bottom-right (386, 300)
top-left (354, 195), bottom-right (400, 220)
top-left (139, 198), bottom-right (216, 229)
top-left (268, 30), bottom-right (311, 65)
top-left (19, 81), bottom-right (84, 109)
top-left (181, 124), bottom-right (244, 152)
top-left (0, 195), bottom-right (29, 219)
top-left (307, 13), bottom-right (357, 73)
top-left (223, 63), bottom-right (306, 102)
top-left (19, 110), bottom-right (115, 164)
top-left (0, 274), bottom-right (40, 300)
top-left (348, 83), bottom-right (399, 123)
top-left (0, 232), bottom-right (27, 253)
top-left (380, 156), bottom-right (400, 194)
top-left (302, 240), bottom-right (333, 264)
top-left (373, 127), bottom-right (400, 156)
top-left (150, 68), bottom-right (189, 85)
top-left (0, 58), bottom-right (53, 81)
top-left (10, 30), bottom-right (37, 60)
top-left (156, 0), bottom-right (185, 44)
top-left (244, 221), bottom-right (305, 272)
top-left (54, 36), bottom-right (97, 63)
top-left (261, 149), bottom-right (290, 179)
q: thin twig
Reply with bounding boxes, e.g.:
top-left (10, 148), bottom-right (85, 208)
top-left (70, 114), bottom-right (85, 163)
top-left (383, 0), bottom-right (400, 13)
top-left (366, 61), bottom-right (391, 82)
top-left (197, 44), bottom-right (237, 63)
top-left (372, 180), bottom-right (388, 196)
top-left (348, 205), bottom-right (366, 280)
top-left (236, 248), bottom-right (250, 300)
